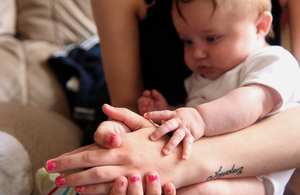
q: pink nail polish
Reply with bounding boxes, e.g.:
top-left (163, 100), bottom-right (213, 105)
top-left (56, 177), bottom-right (65, 186)
top-left (148, 174), bottom-right (158, 182)
top-left (117, 181), bottom-right (125, 188)
top-left (166, 189), bottom-right (173, 194)
top-left (108, 135), bottom-right (115, 146)
top-left (76, 186), bottom-right (84, 192)
top-left (130, 177), bottom-right (140, 183)
top-left (46, 161), bottom-right (55, 171)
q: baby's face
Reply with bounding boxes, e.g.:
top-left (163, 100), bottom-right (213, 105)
top-left (172, 0), bottom-right (260, 79)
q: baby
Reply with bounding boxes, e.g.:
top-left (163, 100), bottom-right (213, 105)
top-left (139, 0), bottom-right (300, 161)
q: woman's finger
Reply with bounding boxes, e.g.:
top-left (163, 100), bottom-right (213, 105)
top-left (145, 171), bottom-right (161, 195)
top-left (94, 120), bottom-right (128, 149)
top-left (74, 182), bottom-right (115, 194)
top-left (109, 176), bottom-right (129, 195)
top-left (102, 104), bottom-right (153, 131)
top-left (54, 166), bottom-right (127, 188)
top-left (127, 173), bottom-right (143, 195)
top-left (46, 146), bottom-right (123, 173)
top-left (163, 183), bottom-right (176, 195)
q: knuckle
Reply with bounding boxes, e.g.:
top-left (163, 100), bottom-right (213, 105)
top-left (172, 130), bottom-right (185, 141)
top-left (163, 120), bottom-right (173, 130)
top-left (185, 137), bottom-right (194, 146)
top-left (57, 158), bottom-right (69, 169)
top-left (93, 168), bottom-right (105, 180)
top-left (160, 110), bottom-right (171, 115)
top-left (82, 151), bottom-right (97, 164)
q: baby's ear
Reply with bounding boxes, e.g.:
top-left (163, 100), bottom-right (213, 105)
top-left (255, 11), bottom-right (273, 37)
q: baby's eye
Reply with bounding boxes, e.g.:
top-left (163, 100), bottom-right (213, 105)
top-left (184, 40), bottom-right (193, 45)
top-left (206, 37), bottom-right (218, 42)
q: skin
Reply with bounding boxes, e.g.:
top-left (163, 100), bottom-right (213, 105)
top-left (90, 0), bottom-right (149, 113)
top-left (59, 0), bottom-right (300, 194)
top-left (109, 171), bottom-right (176, 195)
top-left (139, 0), bottom-right (282, 161)
top-left (45, 104), bottom-right (300, 194)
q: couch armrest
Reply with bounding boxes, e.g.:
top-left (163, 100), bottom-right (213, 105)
top-left (0, 35), bottom-right (71, 117)
top-left (0, 0), bottom-right (16, 36)
top-left (17, 0), bottom-right (97, 45)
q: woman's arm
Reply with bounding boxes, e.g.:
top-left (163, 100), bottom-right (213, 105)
top-left (280, 0), bottom-right (300, 63)
top-left (90, 0), bottom-right (149, 112)
top-left (46, 105), bottom-right (300, 193)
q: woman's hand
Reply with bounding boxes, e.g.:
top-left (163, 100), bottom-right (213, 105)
top-left (45, 104), bottom-right (193, 194)
top-left (109, 171), bottom-right (176, 195)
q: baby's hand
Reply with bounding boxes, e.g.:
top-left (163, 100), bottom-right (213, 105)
top-left (144, 107), bottom-right (205, 160)
top-left (138, 89), bottom-right (170, 116)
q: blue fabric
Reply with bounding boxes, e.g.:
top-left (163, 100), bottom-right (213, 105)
top-left (48, 36), bottom-right (109, 143)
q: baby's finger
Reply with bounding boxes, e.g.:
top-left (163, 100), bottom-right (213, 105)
top-left (149, 118), bottom-right (179, 141)
top-left (145, 171), bottom-right (161, 195)
top-left (182, 135), bottom-right (194, 160)
top-left (144, 110), bottom-right (176, 120)
top-left (162, 128), bottom-right (185, 156)
top-left (142, 89), bottom-right (152, 97)
top-left (150, 89), bottom-right (162, 99)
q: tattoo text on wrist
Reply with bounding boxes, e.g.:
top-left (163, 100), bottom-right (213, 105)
top-left (206, 164), bottom-right (243, 181)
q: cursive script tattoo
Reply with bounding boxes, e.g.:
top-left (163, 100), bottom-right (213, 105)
top-left (206, 164), bottom-right (243, 181)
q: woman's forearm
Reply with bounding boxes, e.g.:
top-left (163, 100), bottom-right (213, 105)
top-left (179, 106), bottom-right (300, 187)
top-left (91, 0), bottom-right (149, 112)
top-left (286, 0), bottom-right (300, 64)
top-left (45, 106), bottom-right (300, 191)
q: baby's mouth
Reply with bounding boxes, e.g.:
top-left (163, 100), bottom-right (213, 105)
top-left (198, 66), bottom-right (213, 73)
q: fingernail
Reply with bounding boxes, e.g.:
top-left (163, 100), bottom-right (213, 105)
top-left (76, 186), bottom-right (84, 192)
top-left (56, 177), bottom-right (65, 186)
top-left (183, 155), bottom-right (189, 160)
top-left (149, 134), bottom-right (155, 141)
top-left (117, 181), bottom-right (126, 188)
top-left (108, 135), bottom-right (115, 146)
top-left (46, 161), bottom-right (55, 171)
top-left (162, 149), bottom-right (170, 155)
top-left (166, 188), bottom-right (174, 194)
top-left (148, 174), bottom-right (158, 182)
top-left (130, 176), bottom-right (140, 183)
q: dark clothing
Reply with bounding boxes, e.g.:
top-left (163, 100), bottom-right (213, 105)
top-left (140, 0), bottom-right (192, 106)
top-left (269, 0), bottom-right (283, 45)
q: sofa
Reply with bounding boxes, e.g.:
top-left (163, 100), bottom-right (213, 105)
top-left (0, 0), bottom-right (97, 194)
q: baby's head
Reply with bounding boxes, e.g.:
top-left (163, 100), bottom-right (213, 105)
top-left (171, 0), bottom-right (273, 80)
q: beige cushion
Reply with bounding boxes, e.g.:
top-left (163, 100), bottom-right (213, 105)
top-left (0, 102), bottom-right (83, 195)
top-left (0, 36), bottom-right (27, 104)
top-left (17, 0), bottom-right (97, 45)
top-left (0, 36), bottom-right (70, 117)
top-left (24, 40), bottom-right (71, 117)
top-left (0, 0), bottom-right (16, 36)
